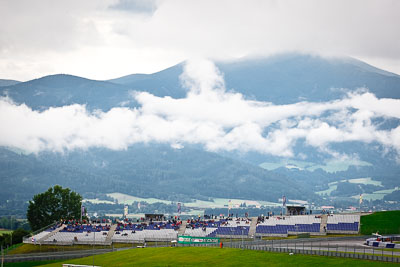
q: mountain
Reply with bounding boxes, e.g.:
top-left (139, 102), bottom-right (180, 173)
top-left (1, 53), bottom-right (400, 216)
top-left (0, 74), bottom-right (131, 111)
top-left (108, 63), bottom-right (186, 98)
top-left (3, 54), bottom-right (400, 111)
top-left (0, 79), bottom-right (20, 87)
top-left (109, 54), bottom-right (400, 203)
top-left (111, 54), bottom-right (400, 103)
top-left (220, 55), bottom-right (400, 103)
top-left (0, 145), bottom-right (318, 216)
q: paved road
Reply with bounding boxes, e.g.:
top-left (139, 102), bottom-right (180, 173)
top-left (3, 247), bottom-right (134, 263)
top-left (243, 238), bottom-right (400, 257)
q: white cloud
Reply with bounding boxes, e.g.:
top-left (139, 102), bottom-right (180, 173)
top-left (0, 59), bottom-right (400, 161)
top-left (0, 0), bottom-right (399, 80)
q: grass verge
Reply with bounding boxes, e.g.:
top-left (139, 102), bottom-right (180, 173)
top-left (360, 211), bottom-right (400, 235)
top-left (7, 242), bottom-right (155, 255)
top-left (38, 247), bottom-right (397, 267)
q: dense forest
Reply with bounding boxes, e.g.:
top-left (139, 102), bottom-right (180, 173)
top-left (0, 145), bottom-right (318, 216)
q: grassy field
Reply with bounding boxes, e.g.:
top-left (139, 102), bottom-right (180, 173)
top-left (107, 192), bottom-right (280, 210)
top-left (36, 247), bottom-right (397, 267)
top-left (4, 243), bottom-right (23, 254)
top-left (260, 159), bottom-right (371, 173)
top-left (7, 234), bottom-right (360, 255)
top-left (360, 210), bottom-right (400, 235)
top-left (0, 229), bottom-right (13, 234)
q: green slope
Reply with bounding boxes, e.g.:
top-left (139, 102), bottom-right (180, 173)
top-left (360, 210), bottom-right (400, 235)
top-left (0, 145), bottom-right (315, 214)
top-left (39, 247), bottom-right (395, 267)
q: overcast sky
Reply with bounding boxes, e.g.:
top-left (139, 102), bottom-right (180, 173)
top-left (0, 0), bottom-right (399, 81)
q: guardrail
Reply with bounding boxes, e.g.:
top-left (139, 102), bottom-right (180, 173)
top-left (3, 248), bottom-right (114, 263)
top-left (9, 235), bottom-right (399, 263)
top-left (37, 240), bottom-right (112, 246)
top-left (22, 222), bottom-right (59, 243)
top-left (229, 243), bottom-right (400, 263)
top-left (185, 235), bottom-right (400, 263)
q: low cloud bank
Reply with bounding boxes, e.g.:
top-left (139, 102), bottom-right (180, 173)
top-left (1, 59), bottom-right (399, 160)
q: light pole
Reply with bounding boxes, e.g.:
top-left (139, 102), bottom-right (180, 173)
top-left (92, 229), bottom-right (95, 267)
top-left (230, 228), bottom-right (234, 248)
top-left (241, 227), bottom-right (244, 250)
top-left (10, 216), bottom-right (12, 247)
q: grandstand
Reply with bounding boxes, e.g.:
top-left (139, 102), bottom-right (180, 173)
top-left (45, 230), bottom-right (108, 244)
top-left (24, 214), bottom-right (361, 245)
top-left (256, 215), bottom-right (321, 236)
top-left (182, 218), bottom-right (252, 238)
top-left (184, 227), bottom-right (217, 237)
top-left (326, 214), bottom-right (360, 234)
top-left (112, 221), bottom-right (179, 243)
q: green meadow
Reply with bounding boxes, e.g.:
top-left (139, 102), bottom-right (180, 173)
top-left (34, 247), bottom-right (397, 267)
top-left (0, 229), bottom-right (13, 234)
top-left (360, 210), bottom-right (400, 235)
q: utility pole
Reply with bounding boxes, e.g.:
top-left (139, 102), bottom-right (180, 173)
top-left (92, 229), bottom-right (95, 267)
top-left (230, 228), bottom-right (234, 248)
top-left (10, 216), bottom-right (13, 247)
top-left (241, 227), bottom-right (244, 250)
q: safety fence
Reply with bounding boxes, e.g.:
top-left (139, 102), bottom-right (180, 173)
top-left (2, 248), bottom-right (115, 263)
top-left (4, 236), bottom-right (400, 263)
top-left (188, 237), bottom-right (400, 263)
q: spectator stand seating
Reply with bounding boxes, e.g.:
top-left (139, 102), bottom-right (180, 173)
top-left (40, 223), bottom-right (111, 245)
top-left (255, 215), bottom-right (321, 236)
top-left (23, 214), bottom-right (361, 245)
top-left (326, 214), bottom-right (360, 233)
top-left (112, 221), bottom-right (179, 243)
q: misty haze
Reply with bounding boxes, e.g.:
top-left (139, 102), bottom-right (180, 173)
top-left (1, 0), bottom-right (399, 265)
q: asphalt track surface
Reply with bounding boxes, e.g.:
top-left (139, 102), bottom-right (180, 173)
top-left (5, 236), bottom-right (400, 263)
top-left (249, 237), bottom-right (400, 257)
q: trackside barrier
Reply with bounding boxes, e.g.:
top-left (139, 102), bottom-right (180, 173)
top-left (9, 236), bottom-right (399, 263)
top-left (221, 241), bottom-right (400, 263)
top-left (3, 248), bottom-right (115, 263)
top-left (186, 236), bottom-right (400, 263)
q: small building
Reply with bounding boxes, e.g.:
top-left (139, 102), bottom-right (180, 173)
top-left (145, 214), bottom-right (164, 221)
top-left (286, 205), bottom-right (306, 215)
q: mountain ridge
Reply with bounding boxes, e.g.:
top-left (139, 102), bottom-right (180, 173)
top-left (2, 54), bottom-right (399, 111)
top-left (0, 144), bottom-right (317, 216)
top-left (0, 79), bottom-right (20, 87)
top-left (1, 53), bottom-right (399, 215)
